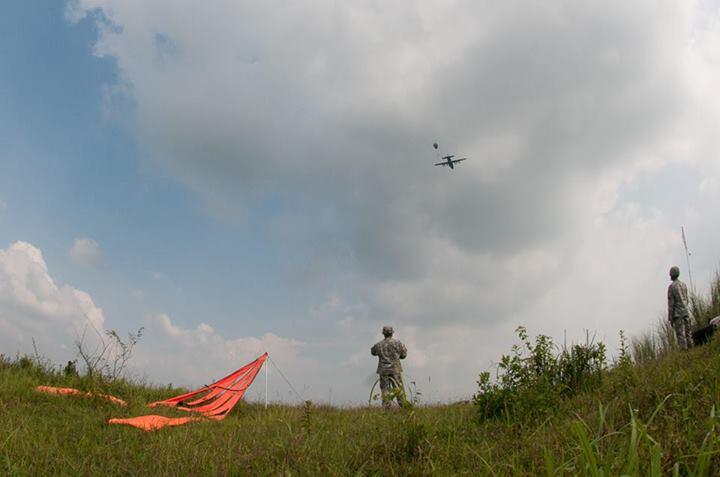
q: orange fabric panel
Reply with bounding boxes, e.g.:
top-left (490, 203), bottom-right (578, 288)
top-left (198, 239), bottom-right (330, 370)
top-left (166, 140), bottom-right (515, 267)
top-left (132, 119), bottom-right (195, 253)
top-left (177, 370), bottom-right (258, 415)
top-left (111, 353), bottom-right (267, 430)
top-left (148, 353), bottom-right (267, 417)
top-left (148, 353), bottom-right (268, 412)
top-left (36, 385), bottom-right (127, 407)
top-left (108, 415), bottom-right (205, 431)
top-left (146, 358), bottom-right (261, 408)
top-left (204, 391), bottom-right (246, 417)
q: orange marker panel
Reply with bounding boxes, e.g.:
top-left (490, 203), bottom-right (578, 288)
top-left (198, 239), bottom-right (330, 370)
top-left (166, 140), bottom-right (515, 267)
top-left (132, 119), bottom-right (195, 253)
top-left (36, 386), bottom-right (127, 406)
top-left (109, 353), bottom-right (267, 431)
top-left (108, 415), bottom-right (205, 431)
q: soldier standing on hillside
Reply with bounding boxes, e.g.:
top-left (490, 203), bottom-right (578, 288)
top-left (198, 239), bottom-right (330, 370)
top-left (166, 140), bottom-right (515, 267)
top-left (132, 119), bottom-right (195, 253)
top-left (371, 326), bottom-right (407, 408)
top-left (668, 266), bottom-right (693, 350)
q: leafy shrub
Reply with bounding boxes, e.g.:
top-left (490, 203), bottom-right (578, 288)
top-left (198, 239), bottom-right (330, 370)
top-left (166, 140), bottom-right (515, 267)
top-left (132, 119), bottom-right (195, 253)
top-left (473, 326), bottom-right (606, 421)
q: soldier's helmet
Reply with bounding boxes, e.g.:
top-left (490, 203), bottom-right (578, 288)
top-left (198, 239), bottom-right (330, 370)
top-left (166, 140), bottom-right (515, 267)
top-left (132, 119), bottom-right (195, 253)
top-left (669, 266), bottom-right (680, 279)
top-left (382, 325), bottom-right (394, 336)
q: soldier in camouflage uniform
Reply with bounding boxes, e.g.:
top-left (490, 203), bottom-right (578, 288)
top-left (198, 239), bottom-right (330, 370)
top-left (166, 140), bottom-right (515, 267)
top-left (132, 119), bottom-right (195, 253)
top-left (668, 266), bottom-right (693, 350)
top-left (371, 326), bottom-right (407, 408)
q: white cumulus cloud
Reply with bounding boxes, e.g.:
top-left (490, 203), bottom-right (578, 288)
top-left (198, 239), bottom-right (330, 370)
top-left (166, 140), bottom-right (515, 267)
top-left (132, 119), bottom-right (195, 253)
top-left (69, 237), bottom-right (103, 266)
top-left (0, 241), bottom-right (105, 361)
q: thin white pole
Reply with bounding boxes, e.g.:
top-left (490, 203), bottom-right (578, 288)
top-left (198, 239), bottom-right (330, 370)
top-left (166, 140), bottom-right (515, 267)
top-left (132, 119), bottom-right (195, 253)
top-left (681, 226), bottom-right (695, 295)
top-left (681, 226), bottom-right (698, 324)
top-left (264, 359), bottom-right (268, 409)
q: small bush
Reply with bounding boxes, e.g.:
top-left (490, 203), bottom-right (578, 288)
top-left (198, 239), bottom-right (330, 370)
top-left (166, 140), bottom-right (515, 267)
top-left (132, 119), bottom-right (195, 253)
top-left (473, 326), bottom-right (606, 421)
top-left (75, 326), bottom-right (144, 383)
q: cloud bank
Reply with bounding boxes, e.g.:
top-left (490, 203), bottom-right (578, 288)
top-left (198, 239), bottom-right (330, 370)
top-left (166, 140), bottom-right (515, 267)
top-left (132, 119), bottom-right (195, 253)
top-left (63, 0), bottom-right (720, 401)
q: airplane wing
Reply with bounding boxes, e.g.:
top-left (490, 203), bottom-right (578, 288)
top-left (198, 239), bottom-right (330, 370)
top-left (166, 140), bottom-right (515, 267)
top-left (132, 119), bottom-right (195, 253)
top-left (450, 158), bottom-right (467, 164)
top-left (434, 162), bottom-right (449, 166)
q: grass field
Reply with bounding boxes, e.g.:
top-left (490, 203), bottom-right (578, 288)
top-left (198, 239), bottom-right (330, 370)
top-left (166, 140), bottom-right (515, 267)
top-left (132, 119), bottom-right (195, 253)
top-left (2, 273), bottom-right (719, 476)
top-left (1, 333), bottom-right (719, 476)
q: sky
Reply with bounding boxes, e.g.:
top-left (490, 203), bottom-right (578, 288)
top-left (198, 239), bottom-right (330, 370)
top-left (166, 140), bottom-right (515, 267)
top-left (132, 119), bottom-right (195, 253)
top-left (1, 0), bottom-right (719, 405)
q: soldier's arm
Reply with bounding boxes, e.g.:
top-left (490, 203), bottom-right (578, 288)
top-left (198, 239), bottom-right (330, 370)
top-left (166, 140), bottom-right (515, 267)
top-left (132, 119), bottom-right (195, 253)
top-left (399, 342), bottom-right (407, 360)
top-left (667, 285), bottom-right (674, 321)
top-left (371, 343), bottom-right (378, 356)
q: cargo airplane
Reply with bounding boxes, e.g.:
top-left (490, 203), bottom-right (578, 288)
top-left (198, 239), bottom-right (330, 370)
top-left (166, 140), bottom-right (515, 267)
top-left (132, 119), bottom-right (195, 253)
top-left (434, 155), bottom-right (467, 169)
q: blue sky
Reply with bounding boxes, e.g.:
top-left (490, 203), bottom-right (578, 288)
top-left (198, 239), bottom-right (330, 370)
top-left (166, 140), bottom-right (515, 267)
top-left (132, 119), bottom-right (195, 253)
top-left (1, 0), bottom-right (719, 404)
top-left (0, 0), bottom-right (319, 341)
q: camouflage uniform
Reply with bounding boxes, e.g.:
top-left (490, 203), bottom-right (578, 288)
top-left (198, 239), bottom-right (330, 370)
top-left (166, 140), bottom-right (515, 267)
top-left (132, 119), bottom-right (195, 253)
top-left (371, 328), bottom-right (407, 408)
top-left (668, 272), bottom-right (692, 350)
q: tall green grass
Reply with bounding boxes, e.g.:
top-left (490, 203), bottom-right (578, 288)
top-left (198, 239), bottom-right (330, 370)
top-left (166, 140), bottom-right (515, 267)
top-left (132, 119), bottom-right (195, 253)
top-left (1, 272), bottom-right (720, 475)
top-left (3, 334), bottom-right (720, 475)
top-left (692, 270), bottom-right (720, 326)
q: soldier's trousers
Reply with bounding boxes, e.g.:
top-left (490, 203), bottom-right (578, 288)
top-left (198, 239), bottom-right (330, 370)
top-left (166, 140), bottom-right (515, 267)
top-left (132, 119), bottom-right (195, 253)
top-left (379, 374), bottom-right (402, 407)
top-left (672, 316), bottom-right (693, 350)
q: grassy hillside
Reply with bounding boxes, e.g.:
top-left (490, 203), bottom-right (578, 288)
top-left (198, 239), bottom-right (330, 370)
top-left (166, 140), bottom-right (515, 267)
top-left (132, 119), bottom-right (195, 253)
top-left (2, 333), bottom-right (720, 476)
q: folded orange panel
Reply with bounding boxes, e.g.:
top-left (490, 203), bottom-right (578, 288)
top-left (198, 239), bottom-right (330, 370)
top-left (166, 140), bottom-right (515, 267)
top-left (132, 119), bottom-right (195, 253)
top-left (36, 385), bottom-right (127, 407)
top-left (108, 415), bottom-right (206, 431)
